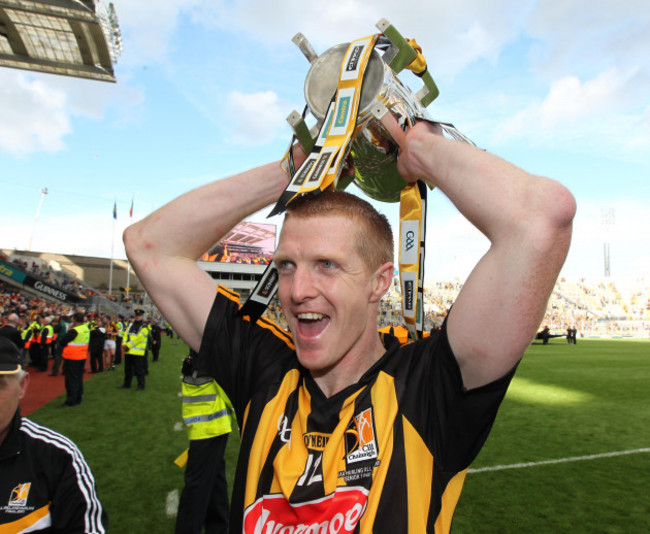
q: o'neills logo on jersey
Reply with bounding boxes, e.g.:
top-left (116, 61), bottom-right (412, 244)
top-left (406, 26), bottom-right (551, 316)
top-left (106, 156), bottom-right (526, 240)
top-left (345, 408), bottom-right (378, 464)
top-left (9, 482), bottom-right (31, 507)
top-left (303, 432), bottom-right (330, 451)
top-left (243, 488), bottom-right (368, 534)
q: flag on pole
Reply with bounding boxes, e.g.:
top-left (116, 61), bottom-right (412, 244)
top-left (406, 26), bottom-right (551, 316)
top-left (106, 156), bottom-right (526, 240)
top-left (113, 201), bottom-right (117, 219)
top-left (129, 197), bottom-right (134, 218)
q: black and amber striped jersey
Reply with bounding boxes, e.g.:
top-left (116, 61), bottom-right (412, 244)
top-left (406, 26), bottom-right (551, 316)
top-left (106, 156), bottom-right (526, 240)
top-left (197, 286), bottom-right (515, 533)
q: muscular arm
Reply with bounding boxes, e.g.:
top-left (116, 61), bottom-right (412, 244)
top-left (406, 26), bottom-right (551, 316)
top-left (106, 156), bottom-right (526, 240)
top-left (395, 122), bottom-right (576, 389)
top-left (124, 162), bottom-right (289, 351)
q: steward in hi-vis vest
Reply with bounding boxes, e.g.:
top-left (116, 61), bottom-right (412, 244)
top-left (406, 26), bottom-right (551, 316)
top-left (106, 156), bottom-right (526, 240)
top-left (26, 317), bottom-right (43, 369)
top-left (114, 316), bottom-right (124, 365)
top-left (118, 309), bottom-right (150, 390)
top-left (59, 311), bottom-right (90, 407)
top-left (39, 318), bottom-right (54, 372)
top-left (175, 350), bottom-right (236, 534)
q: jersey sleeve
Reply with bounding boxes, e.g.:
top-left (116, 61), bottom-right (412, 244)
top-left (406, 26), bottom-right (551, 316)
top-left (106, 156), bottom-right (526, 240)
top-left (48, 440), bottom-right (108, 533)
top-left (404, 322), bottom-right (517, 473)
top-left (196, 287), bottom-right (295, 424)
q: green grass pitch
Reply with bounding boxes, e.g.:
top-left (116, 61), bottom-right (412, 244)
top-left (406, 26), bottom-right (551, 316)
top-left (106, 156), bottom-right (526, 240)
top-left (27, 337), bottom-right (650, 532)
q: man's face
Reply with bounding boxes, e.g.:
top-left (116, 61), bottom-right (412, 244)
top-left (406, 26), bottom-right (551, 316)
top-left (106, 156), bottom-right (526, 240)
top-left (0, 373), bottom-right (28, 440)
top-left (275, 214), bottom-right (387, 380)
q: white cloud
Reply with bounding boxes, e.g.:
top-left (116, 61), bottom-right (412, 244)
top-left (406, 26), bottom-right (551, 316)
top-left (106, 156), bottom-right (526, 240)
top-left (224, 91), bottom-right (290, 145)
top-left (110, 0), bottom-right (205, 66)
top-left (526, 0), bottom-right (650, 80)
top-left (145, 0), bottom-right (533, 79)
top-left (0, 68), bottom-right (144, 156)
top-left (493, 67), bottom-right (650, 160)
top-left (0, 70), bottom-right (71, 156)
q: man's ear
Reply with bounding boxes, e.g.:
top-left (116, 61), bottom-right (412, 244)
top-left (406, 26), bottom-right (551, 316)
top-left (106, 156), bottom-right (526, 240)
top-left (370, 262), bottom-right (394, 303)
top-left (18, 372), bottom-right (30, 401)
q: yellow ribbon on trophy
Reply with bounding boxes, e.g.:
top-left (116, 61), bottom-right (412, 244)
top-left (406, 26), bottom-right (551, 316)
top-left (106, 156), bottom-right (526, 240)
top-left (244, 29), bottom-right (434, 336)
top-left (399, 181), bottom-right (427, 340)
top-left (243, 34), bottom-right (382, 320)
top-left (270, 34), bottom-right (380, 216)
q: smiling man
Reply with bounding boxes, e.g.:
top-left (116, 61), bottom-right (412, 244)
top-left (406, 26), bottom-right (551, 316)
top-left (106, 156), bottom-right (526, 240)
top-left (125, 121), bottom-right (575, 532)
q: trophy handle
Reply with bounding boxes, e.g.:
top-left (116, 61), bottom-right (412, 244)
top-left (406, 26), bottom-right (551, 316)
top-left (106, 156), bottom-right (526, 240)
top-left (286, 110), bottom-right (317, 153)
top-left (292, 33), bottom-right (319, 64)
top-left (375, 18), bottom-right (440, 108)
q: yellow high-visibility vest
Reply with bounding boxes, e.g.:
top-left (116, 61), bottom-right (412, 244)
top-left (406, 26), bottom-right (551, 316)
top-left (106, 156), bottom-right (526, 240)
top-left (181, 378), bottom-right (235, 440)
top-left (62, 324), bottom-right (90, 360)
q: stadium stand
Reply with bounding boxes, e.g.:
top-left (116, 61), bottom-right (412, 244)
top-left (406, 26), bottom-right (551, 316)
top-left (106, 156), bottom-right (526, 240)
top-left (375, 277), bottom-right (649, 340)
top-left (0, 250), bottom-right (137, 317)
top-left (3, 249), bottom-right (647, 339)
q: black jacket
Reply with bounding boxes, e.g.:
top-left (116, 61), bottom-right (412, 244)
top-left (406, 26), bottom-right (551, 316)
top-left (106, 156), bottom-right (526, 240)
top-left (0, 410), bottom-right (107, 533)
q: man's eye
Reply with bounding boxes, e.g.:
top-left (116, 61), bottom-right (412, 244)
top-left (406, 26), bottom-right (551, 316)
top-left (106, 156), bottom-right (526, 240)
top-left (321, 260), bottom-right (334, 269)
top-left (277, 260), bottom-right (292, 270)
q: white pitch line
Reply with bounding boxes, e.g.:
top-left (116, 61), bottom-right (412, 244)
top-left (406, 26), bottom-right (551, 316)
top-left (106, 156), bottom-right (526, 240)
top-left (469, 448), bottom-right (650, 474)
top-left (166, 489), bottom-right (179, 517)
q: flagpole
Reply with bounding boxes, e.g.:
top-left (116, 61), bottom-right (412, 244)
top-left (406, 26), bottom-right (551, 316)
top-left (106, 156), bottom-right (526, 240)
top-left (109, 200), bottom-right (116, 296)
top-left (126, 197), bottom-right (133, 302)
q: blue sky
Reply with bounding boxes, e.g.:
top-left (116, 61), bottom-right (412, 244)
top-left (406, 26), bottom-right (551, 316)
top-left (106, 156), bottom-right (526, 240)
top-left (1, 0), bottom-right (649, 284)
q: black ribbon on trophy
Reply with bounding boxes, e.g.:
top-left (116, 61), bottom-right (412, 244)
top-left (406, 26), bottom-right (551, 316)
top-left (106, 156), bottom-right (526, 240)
top-left (238, 18), bottom-right (475, 341)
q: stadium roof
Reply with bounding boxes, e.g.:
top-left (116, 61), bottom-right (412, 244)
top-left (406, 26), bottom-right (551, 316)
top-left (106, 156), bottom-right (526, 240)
top-left (0, 0), bottom-right (121, 82)
top-left (223, 222), bottom-right (276, 247)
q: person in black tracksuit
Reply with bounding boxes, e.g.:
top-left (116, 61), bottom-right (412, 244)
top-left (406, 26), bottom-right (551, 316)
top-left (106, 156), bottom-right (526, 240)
top-left (0, 337), bottom-right (108, 532)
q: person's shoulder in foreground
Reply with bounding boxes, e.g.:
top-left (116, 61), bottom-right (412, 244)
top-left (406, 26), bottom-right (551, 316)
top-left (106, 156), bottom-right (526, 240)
top-left (0, 336), bottom-right (108, 533)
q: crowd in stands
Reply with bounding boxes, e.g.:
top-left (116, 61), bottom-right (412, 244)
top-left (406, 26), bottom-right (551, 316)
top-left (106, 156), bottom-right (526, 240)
top-left (1, 250), bottom-right (149, 311)
top-left (4, 249), bottom-right (648, 340)
top-left (263, 276), bottom-right (650, 339)
top-left (227, 252), bottom-right (272, 265)
top-left (266, 278), bottom-right (650, 339)
top-left (3, 252), bottom-right (93, 300)
top-left (0, 280), bottom-right (174, 375)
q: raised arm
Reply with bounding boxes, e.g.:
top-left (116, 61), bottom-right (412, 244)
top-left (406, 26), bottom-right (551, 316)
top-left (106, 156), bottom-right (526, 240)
top-left (124, 162), bottom-right (288, 351)
top-left (396, 122), bottom-right (576, 389)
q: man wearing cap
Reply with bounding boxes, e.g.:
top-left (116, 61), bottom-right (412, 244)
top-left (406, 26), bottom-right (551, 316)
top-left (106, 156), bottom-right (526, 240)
top-left (0, 337), bottom-right (108, 532)
top-left (119, 308), bottom-right (150, 390)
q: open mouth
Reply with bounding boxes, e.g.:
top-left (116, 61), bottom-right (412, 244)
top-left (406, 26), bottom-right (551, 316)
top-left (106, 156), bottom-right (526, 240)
top-left (296, 312), bottom-right (330, 337)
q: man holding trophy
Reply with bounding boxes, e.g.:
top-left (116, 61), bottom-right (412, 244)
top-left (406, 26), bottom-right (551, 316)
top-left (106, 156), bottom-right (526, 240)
top-left (125, 21), bottom-right (575, 534)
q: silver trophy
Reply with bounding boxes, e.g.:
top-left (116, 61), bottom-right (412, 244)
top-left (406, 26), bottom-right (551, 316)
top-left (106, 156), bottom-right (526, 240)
top-left (286, 18), bottom-right (473, 203)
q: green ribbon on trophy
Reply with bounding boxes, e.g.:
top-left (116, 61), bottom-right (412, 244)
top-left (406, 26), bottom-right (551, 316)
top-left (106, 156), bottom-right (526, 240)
top-left (239, 18), bottom-right (474, 341)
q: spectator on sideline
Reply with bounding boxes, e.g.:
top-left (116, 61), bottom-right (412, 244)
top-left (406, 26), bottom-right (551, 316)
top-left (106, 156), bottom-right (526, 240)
top-left (150, 320), bottom-right (162, 363)
top-left (38, 316), bottom-right (54, 373)
top-left (0, 313), bottom-right (23, 349)
top-left (118, 309), bottom-right (150, 391)
top-left (59, 311), bottom-right (90, 407)
top-left (0, 337), bottom-right (108, 532)
top-left (88, 317), bottom-right (106, 373)
top-left (49, 314), bottom-right (68, 377)
top-left (176, 350), bottom-right (235, 534)
top-left (102, 315), bottom-right (118, 371)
